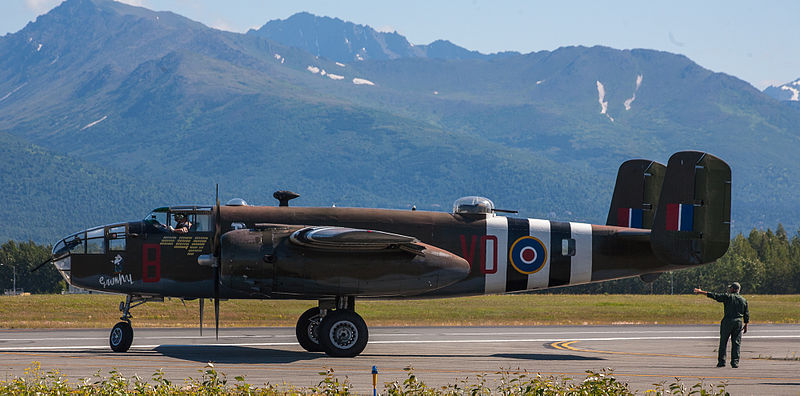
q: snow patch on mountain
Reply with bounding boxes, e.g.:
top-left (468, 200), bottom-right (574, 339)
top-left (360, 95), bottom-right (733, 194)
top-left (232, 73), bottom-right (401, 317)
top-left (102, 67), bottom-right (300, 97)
top-left (781, 85), bottom-right (799, 101)
top-left (596, 81), bottom-right (613, 121)
top-left (81, 115), bottom-right (108, 130)
top-left (307, 66), bottom-right (320, 74)
top-left (336, 62), bottom-right (346, 67)
top-left (624, 74), bottom-right (643, 110)
top-left (353, 78), bottom-right (375, 86)
top-left (37, 43), bottom-right (43, 52)
top-left (327, 73), bottom-right (344, 80)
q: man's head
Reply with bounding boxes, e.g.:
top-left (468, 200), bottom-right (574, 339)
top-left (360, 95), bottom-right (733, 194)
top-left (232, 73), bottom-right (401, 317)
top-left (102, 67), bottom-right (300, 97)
top-left (174, 213), bottom-right (187, 222)
top-left (728, 282), bottom-right (741, 293)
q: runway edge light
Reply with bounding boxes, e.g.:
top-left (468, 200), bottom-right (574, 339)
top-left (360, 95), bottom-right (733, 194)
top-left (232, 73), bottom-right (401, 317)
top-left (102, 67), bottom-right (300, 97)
top-left (372, 365), bottom-right (378, 396)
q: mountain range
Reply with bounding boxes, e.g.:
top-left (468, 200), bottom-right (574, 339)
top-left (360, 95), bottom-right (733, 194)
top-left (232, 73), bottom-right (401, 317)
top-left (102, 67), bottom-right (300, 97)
top-left (1, 0), bottom-right (799, 244)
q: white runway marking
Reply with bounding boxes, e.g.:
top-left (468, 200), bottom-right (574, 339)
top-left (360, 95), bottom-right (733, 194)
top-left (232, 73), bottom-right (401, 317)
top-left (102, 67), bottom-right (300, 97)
top-left (2, 334), bottom-right (798, 352)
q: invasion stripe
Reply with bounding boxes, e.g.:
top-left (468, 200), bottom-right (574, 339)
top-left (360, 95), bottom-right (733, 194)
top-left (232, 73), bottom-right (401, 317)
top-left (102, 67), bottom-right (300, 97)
top-left (548, 221), bottom-right (571, 287)
top-left (526, 219), bottom-right (551, 290)
top-left (484, 216), bottom-right (509, 294)
top-left (505, 217), bottom-right (530, 292)
top-left (569, 222), bottom-right (593, 285)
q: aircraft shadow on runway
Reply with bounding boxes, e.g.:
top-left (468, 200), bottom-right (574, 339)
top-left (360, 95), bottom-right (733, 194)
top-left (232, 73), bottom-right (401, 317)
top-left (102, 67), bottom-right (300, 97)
top-left (153, 346), bottom-right (605, 363)
top-left (154, 345), bottom-right (320, 364)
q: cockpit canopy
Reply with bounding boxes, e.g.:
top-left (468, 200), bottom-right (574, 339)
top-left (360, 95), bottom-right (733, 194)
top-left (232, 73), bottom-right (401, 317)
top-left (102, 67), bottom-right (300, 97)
top-left (144, 206), bottom-right (214, 232)
top-left (452, 196), bottom-right (495, 215)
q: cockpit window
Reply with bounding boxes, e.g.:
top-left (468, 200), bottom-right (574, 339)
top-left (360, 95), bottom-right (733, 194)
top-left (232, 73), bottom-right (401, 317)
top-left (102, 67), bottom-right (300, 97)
top-left (108, 225), bottom-right (126, 252)
top-left (85, 227), bottom-right (105, 254)
top-left (193, 214), bottom-right (212, 232)
top-left (453, 196), bottom-right (495, 215)
top-left (145, 210), bottom-right (168, 226)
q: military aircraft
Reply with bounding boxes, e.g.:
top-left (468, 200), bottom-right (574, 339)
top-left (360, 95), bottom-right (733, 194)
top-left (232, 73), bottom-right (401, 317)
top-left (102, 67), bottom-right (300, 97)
top-left (42, 151), bottom-right (730, 357)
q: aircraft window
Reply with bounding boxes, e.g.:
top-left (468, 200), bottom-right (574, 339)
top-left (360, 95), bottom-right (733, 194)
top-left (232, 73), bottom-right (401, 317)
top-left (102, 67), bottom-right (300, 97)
top-left (145, 211), bottom-right (167, 226)
top-left (86, 238), bottom-right (105, 254)
top-left (69, 236), bottom-right (85, 254)
top-left (193, 214), bottom-right (212, 232)
top-left (109, 238), bottom-right (126, 251)
top-left (85, 228), bottom-right (105, 254)
top-left (453, 196), bottom-right (495, 215)
top-left (109, 226), bottom-right (125, 236)
top-left (561, 238), bottom-right (576, 256)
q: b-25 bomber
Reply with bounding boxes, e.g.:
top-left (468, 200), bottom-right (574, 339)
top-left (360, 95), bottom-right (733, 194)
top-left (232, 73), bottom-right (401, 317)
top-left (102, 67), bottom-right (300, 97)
top-left (45, 151), bottom-right (731, 357)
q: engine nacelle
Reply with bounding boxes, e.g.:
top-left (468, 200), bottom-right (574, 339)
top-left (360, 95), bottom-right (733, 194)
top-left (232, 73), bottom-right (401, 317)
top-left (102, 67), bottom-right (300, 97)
top-left (219, 227), bottom-right (470, 298)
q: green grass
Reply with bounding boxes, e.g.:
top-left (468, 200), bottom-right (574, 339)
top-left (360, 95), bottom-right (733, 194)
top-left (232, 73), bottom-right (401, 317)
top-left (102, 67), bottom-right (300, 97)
top-left (1, 294), bottom-right (797, 329)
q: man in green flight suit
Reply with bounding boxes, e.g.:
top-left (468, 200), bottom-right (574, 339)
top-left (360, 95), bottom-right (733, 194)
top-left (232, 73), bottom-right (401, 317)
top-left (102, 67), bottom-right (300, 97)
top-left (694, 282), bottom-right (749, 368)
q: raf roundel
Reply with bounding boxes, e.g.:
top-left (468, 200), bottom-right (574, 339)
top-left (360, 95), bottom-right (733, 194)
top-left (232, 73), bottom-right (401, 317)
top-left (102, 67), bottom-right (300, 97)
top-left (509, 236), bottom-right (548, 274)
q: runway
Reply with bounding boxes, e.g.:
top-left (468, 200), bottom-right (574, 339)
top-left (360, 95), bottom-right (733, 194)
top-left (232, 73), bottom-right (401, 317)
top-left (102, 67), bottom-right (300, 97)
top-left (1, 325), bottom-right (799, 394)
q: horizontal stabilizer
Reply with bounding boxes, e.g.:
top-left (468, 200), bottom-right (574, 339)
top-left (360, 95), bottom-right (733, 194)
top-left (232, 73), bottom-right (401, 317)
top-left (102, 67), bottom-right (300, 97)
top-left (650, 151), bottom-right (731, 265)
top-left (606, 159), bottom-right (666, 229)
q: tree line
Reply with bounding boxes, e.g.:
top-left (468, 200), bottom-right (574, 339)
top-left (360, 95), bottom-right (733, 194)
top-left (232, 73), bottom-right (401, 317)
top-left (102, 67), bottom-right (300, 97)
top-left (548, 224), bottom-right (800, 295)
top-left (1, 225), bottom-right (798, 295)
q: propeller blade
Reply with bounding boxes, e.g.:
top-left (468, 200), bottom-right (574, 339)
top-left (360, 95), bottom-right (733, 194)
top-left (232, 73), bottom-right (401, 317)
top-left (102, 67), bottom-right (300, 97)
top-left (214, 296), bottom-right (220, 340)
top-left (213, 184), bottom-right (222, 340)
top-left (199, 298), bottom-right (204, 336)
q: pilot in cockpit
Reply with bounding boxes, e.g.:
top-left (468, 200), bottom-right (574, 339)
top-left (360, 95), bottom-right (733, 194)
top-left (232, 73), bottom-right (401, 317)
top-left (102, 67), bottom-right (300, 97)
top-left (168, 213), bottom-right (192, 234)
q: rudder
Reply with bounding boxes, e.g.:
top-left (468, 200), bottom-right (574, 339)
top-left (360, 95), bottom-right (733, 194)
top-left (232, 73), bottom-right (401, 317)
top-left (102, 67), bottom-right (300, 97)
top-left (650, 151), bottom-right (731, 265)
top-left (606, 159), bottom-right (666, 229)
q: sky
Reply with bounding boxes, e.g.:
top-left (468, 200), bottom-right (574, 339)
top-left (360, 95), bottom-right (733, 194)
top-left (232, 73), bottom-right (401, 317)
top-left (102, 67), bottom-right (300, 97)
top-left (3, 0), bottom-right (798, 90)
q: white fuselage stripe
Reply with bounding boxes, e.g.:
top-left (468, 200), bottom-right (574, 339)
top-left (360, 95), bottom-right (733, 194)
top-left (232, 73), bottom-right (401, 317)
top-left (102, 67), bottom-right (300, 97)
top-left (569, 222), bottom-right (593, 284)
top-left (527, 219), bottom-right (551, 289)
top-left (485, 216), bottom-right (508, 294)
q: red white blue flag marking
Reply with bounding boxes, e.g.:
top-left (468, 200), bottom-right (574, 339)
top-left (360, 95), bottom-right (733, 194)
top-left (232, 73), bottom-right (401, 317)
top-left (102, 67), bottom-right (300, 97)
top-left (617, 208), bottom-right (643, 228)
top-left (666, 203), bottom-right (694, 231)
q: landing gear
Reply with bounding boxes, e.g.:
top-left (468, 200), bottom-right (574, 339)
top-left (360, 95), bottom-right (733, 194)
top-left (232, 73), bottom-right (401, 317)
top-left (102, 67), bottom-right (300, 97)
top-left (109, 295), bottom-right (162, 353)
top-left (110, 321), bottom-right (133, 352)
top-left (295, 296), bottom-right (369, 357)
top-left (319, 309), bottom-right (368, 357)
top-left (296, 307), bottom-right (323, 352)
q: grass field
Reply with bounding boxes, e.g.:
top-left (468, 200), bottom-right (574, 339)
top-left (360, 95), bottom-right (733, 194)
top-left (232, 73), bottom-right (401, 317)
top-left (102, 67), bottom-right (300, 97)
top-left (1, 294), bottom-right (797, 329)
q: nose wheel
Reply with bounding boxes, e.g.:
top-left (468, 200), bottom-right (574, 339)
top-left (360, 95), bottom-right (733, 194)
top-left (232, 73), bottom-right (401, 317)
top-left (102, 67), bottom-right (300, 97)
top-left (108, 295), bottom-right (161, 353)
top-left (109, 321), bottom-right (133, 352)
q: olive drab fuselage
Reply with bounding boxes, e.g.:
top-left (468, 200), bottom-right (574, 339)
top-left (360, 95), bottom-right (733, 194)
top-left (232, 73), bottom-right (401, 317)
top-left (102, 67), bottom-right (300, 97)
top-left (55, 205), bottom-right (684, 300)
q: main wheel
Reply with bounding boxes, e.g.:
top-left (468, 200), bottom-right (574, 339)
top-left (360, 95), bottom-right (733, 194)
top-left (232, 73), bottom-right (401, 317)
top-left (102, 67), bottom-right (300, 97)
top-left (109, 321), bottom-right (133, 352)
top-left (318, 310), bottom-right (368, 357)
top-left (296, 307), bottom-right (324, 352)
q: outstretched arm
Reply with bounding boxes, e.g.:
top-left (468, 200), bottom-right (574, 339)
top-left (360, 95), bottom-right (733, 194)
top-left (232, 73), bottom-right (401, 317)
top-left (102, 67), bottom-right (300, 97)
top-left (693, 287), bottom-right (708, 295)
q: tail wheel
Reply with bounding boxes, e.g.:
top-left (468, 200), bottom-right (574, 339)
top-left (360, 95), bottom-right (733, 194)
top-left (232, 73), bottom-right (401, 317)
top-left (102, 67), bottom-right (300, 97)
top-left (318, 310), bottom-right (368, 357)
top-left (296, 307), bottom-right (324, 352)
top-left (109, 321), bottom-right (133, 352)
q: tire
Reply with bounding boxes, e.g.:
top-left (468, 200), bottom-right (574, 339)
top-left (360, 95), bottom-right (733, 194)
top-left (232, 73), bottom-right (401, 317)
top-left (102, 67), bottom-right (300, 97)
top-left (318, 310), bottom-right (368, 357)
top-left (295, 307), bottom-right (324, 352)
top-left (109, 321), bottom-right (133, 352)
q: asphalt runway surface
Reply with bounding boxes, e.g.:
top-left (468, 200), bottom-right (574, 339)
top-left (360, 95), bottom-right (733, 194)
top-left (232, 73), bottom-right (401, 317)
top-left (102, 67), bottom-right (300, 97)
top-left (1, 325), bottom-right (799, 394)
